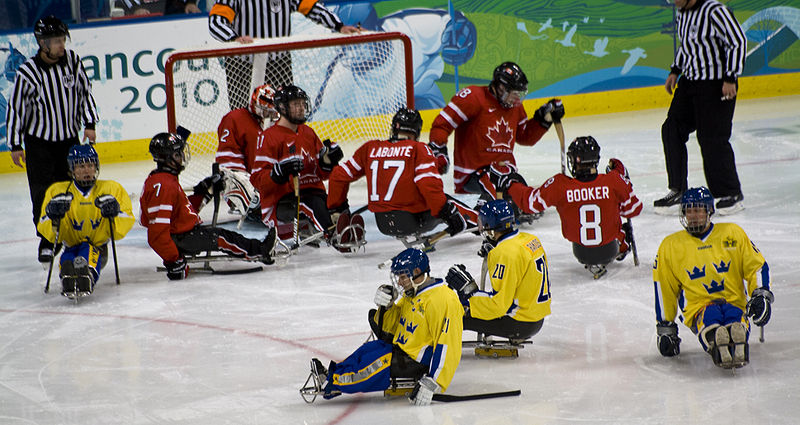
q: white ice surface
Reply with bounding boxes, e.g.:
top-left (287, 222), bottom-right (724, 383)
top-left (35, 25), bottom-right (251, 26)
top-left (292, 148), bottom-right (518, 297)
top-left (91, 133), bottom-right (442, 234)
top-left (1, 96), bottom-right (798, 425)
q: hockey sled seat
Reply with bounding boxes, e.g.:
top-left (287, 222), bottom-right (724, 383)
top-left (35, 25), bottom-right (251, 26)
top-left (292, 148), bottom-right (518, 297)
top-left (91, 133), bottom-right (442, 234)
top-left (572, 241), bottom-right (619, 266)
top-left (375, 210), bottom-right (438, 237)
top-left (331, 212), bottom-right (367, 254)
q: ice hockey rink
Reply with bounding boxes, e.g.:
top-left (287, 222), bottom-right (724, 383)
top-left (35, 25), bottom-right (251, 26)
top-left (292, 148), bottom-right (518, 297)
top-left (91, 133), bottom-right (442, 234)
top-left (1, 95), bottom-right (798, 424)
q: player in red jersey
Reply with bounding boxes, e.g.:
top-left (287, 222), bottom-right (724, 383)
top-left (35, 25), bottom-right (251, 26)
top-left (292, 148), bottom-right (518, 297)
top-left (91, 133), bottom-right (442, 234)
top-left (139, 131), bottom-right (276, 280)
top-left (428, 62), bottom-right (565, 202)
top-left (215, 84), bottom-right (279, 222)
top-left (250, 85), bottom-right (343, 244)
top-left (328, 108), bottom-right (477, 242)
top-left (494, 136), bottom-right (642, 278)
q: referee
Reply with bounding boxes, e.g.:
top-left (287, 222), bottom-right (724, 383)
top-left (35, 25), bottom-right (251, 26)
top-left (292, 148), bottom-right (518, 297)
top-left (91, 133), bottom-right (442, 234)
top-left (5, 16), bottom-right (99, 264)
top-left (655, 0), bottom-right (746, 214)
top-left (208, 0), bottom-right (360, 110)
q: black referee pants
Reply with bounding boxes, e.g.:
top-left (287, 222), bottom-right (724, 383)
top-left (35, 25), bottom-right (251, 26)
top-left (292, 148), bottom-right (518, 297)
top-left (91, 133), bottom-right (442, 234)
top-left (224, 54), bottom-right (293, 111)
top-left (23, 135), bottom-right (79, 238)
top-left (660, 78), bottom-right (742, 198)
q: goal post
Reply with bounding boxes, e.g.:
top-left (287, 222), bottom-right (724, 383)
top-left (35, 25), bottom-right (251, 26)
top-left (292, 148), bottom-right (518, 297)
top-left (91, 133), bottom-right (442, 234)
top-left (164, 31), bottom-right (414, 186)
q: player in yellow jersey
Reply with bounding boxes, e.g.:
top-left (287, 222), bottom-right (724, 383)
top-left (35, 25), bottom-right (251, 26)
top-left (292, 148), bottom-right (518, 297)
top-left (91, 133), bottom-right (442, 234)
top-left (653, 187), bottom-right (773, 369)
top-left (37, 145), bottom-right (135, 298)
top-left (446, 199), bottom-right (552, 348)
top-left (301, 248), bottom-right (463, 405)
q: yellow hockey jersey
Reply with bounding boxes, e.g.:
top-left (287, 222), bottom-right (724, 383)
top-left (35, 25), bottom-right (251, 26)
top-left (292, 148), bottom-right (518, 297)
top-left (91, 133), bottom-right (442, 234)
top-left (653, 223), bottom-right (769, 328)
top-left (469, 230), bottom-right (552, 322)
top-left (37, 180), bottom-right (135, 248)
top-left (379, 280), bottom-right (464, 391)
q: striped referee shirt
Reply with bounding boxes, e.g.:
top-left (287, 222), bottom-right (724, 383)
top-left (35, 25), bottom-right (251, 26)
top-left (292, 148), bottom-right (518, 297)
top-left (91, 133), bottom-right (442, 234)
top-left (5, 50), bottom-right (98, 149)
top-left (208, 0), bottom-right (343, 42)
top-left (671, 0), bottom-right (746, 82)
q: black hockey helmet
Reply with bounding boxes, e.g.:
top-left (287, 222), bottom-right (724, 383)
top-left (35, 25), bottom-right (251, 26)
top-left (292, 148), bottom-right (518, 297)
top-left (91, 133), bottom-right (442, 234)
top-left (34, 16), bottom-right (69, 41)
top-left (567, 136), bottom-right (601, 181)
top-left (149, 131), bottom-right (190, 171)
top-left (390, 107), bottom-right (423, 140)
top-left (491, 62), bottom-right (528, 108)
top-left (273, 84), bottom-right (311, 125)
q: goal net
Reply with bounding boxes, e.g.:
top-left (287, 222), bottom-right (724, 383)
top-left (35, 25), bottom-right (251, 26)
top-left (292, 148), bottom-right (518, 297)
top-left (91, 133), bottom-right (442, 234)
top-left (164, 31), bottom-right (414, 187)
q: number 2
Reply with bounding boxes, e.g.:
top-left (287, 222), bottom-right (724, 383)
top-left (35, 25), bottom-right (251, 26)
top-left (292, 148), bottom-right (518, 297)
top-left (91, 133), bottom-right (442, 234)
top-left (535, 256), bottom-right (551, 303)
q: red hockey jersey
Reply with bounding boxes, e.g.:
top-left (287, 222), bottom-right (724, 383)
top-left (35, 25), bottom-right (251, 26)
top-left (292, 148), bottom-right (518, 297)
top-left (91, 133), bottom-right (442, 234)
top-left (215, 108), bottom-right (262, 173)
top-left (328, 138), bottom-right (447, 215)
top-left (250, 123), bottom-right (328, 226)
top-left (430, 85), bottom-right (548, 193)
top-left (139, 171), bottom-right (202, 262)
top-left (509, 172), bottom-right (642, 247)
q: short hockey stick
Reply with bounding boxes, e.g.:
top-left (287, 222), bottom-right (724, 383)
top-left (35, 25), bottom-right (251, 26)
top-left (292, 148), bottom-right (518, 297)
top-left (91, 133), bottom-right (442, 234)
top-left (204, 163), bottom-right (222, 270)
top-left (759, 325), bottom-right (765, 343)
top-left (109, 217), bottom-right (120, 284)
top-left (432, 389), bottom-right (521, 403)
top-left (44, 220), bottom-right (61, 294)
top-left (554, 121), bottom-right (566, 175)
top-left (626, 218), bottom-right (640, 266)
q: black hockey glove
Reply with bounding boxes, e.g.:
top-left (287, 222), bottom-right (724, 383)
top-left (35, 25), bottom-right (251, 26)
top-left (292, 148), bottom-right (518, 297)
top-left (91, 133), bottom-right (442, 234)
top-left (446, 264), bottom-right (478, 305)
top-left (328, 201), bottom-right (350, 216)
top-left (270, 156), bottom-right (304, 184)
top-left (746, 287), bottom-right (774, 327)
top-left (164, 257), bottom-right (188, 281)
top-left (45, 193), bottom-right (74, 221)
top-left (94, 194), bottom-right (120, 218)
top-left (656, 321), bottom-right (681, 357)
top-left (621, 221), bottom-right (633, 245)
top-left (319, 139), bottom-right (344, 172)
top-left (489, 169), bottom-right (526, 193)
top-left (533, 98), bottom-right (564, 129)
top-left (428, 141), bottom-right (449, 174)
top-left (437, 201), bottom-right (467, 236)
top-left (477, 240), bottom-right (496, 258)
top-left (193, 173), bottom-right (224, 199)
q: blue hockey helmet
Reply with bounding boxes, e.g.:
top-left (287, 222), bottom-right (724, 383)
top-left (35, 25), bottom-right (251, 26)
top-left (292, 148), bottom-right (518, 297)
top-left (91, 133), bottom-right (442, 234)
top-left (67, 144), bottom-right (99, 188)
top-left (478, 199), bottom-right (516, 236)
top-left (680, 187), bottom-right (714, 234)
top-left (391, 248), bottom-right (430, 279)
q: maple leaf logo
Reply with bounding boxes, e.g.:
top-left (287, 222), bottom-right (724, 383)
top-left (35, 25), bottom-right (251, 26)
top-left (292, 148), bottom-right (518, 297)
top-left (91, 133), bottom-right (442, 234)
top-left (486, 117), bottom-right (514, 149)
top-left (299, 147), bottom-right (317, 180)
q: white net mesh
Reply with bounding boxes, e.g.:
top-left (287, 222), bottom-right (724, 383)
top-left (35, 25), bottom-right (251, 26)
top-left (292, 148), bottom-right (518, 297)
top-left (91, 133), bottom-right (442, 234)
top-left (165, 32), bottom-right (412, 187)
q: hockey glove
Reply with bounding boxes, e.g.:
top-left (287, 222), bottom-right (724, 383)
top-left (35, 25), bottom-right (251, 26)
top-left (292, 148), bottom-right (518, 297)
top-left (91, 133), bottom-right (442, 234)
top-left (446, 264), bottom-right (478, 305)
top-left (656, 321), bottom-right (681, 357)
top-left (319, 140), bottom-right (344, 172)
top-left (605, 158), bottom-right (630, 180)
top-left (488, 166), bottom-right (526, 194)
top-left (438, 201), bottom-right (467, 236)
top-left (746, 287), bottom-right (774, 327)
top-left (533, 98), bottom-right (564, 128)
top-left (621, 221), bottom-right (633, 245)
top-left (45, 193), bottom-right (74, 221)
top-left (193, 174), bottom-right (224, 199)
top-left (428, 141), bottom-right (449, 175)
top-left (94, 194), bottom-right (120, 218)
top-left (409, 375), bottom-right (438, 406)
top-left (270, 156), bottom-right (304, 184)
top-left (374, 284), bottom-right (398, 308)
top-left (164, 257), bottom-right (188, 281)
top-left (477, 240), bottom-right (497, 258)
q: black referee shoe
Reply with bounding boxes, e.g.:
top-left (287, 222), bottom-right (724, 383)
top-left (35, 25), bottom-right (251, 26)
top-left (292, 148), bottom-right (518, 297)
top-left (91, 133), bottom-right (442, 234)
top-left (716, 193), bottom-right (744, 215)
top-left (653, 190), bottom-right (683, 208)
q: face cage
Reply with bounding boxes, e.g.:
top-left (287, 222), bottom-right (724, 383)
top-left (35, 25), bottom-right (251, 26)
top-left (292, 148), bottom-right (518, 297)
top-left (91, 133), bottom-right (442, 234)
top-left (390, 269), bottom-right (427, 293)
top-left (253, 103), bottom-right (279, 121)
top-left (495, 83), bottom-right (527, 108)
top-left (680, 203), bottom-right (712, 234)
top-left (69, 158), bottom-right (99, 187)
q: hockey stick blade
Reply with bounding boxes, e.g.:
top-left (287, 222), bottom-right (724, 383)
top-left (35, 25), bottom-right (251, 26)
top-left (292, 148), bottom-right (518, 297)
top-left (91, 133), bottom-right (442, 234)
top-left (432, 389), bottom-right (521, 403)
